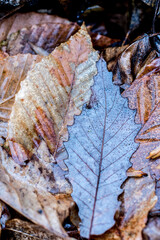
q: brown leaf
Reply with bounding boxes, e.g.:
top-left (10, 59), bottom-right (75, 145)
top-left (127, 167), bottom-right (147, 177)
top-left (0, 52), bottom-right (42, 146)
top-left (104, 35), bottom-right (158, 87)
top-left (104, 45), bottom-right (129, 72)
top-left (7, 24), bottom-right (99, 166)
top-left (119, 143), bottom-right (157, 240)
top-left (3, 218), bottom-right (66, 239)
top-left (123, 58), bottom-right (160, 125)
top-left (0, 12), bottom-right (71, 43)
top-left (113, 57), bottom-right (160, 239)
top-left (1, 21), bottom-right (79, 56)
top-left (0, 144), bottom-right (73, 237)
top-left (0, 25), bottom-right (98, 236)
top-left (89, 32), bottom-right (120, 50)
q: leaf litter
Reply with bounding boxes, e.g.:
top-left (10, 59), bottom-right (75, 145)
top-left (0, 6), bottom-right (160, 240)
top-left (0, 24), bottom-right (99, 238)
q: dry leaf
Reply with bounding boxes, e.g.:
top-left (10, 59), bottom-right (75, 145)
top-left (112, 58), bottom-right (160, 239)
top-left (0, 12), bottom-right (119, 56)
top-left (0, 144), bottom-right (73, 237)
top-left (1, 22), bottom-right (79, 55)
top-left (104, 35), bottom-right (158, 87)
top-left (7, 24), bottom-right (99, 166)
top-left (123, 58), bottom-right (160, 125)
top-left (0, 52), bottom-right (42, 146)
top-left (89, 32), bottom-right (120, 50)
top-left (127, 167), bottom-right (147, 177)
top-left (3, 218), bottom-right (66, 239)
top-left (0, 12), bottom-right (71, 43)
top-left (0, 24), bottom-right (98, 237)
top-left (64, 58), bottom-right (141, 238)
top-left (119, 143), bottom-right (158, 240)
top-left (104, 45), bottom-right (129, 72)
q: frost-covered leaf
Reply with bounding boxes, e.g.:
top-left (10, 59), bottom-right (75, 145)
top-left (7, 24), bottom-right (99, 166)
top-left (64, 58), bottom-right (141, 238)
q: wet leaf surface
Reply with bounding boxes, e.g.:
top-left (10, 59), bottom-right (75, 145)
top-left (64, 58), bottom-right (141, 238)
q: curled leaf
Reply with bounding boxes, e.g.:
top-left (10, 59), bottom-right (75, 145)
top-left (104, 35), bottom-right (158, 87)
top-left (64, 58), bottom-right (141, 238)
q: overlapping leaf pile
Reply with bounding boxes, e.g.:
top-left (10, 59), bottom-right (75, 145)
top-left (103, 35), bottom-right (160, 239)
top-left (0, 9), bottom-right (160, 240)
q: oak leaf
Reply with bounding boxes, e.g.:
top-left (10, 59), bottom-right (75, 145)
top-left (64, 58), bottom-right (141, 238)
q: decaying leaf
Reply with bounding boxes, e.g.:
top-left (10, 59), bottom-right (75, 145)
top-left (0, 12), bottom-right (71, 43)
top-left (104, 35), bottom-right (158, 88)
top-left (0, 144), bottom-right (73, 237)
top-left (104, 45), bottom-right (129, 72)
top-left (64, 58), bottom-right (141, 238)
top-left (122, 58), bottom-right (160, 125)
top-left (0, 52), bottom-right (42, 146)
top-left (7, 24), bottom-right (99, 166)
top-left (127, 167), bottom-right (147, 177)
top-left (3, 218), bottom-right (65, 239)
top-left (112, 57), bottom-right (160, 239)
top-left (0, 25), bottom-right (99, 237)
top-left (119, 143), bottom-right (157, 240)
top-left (1, 22), bottom-right (79, 55)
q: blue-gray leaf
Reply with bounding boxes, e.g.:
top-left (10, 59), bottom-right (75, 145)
top-left (64, 58), bottom-right (141, 238)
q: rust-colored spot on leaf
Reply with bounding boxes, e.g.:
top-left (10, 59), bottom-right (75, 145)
top-left (8, 140), bottom-right (29, 165)
top-left (35, 107), bottom-right (57, 154)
